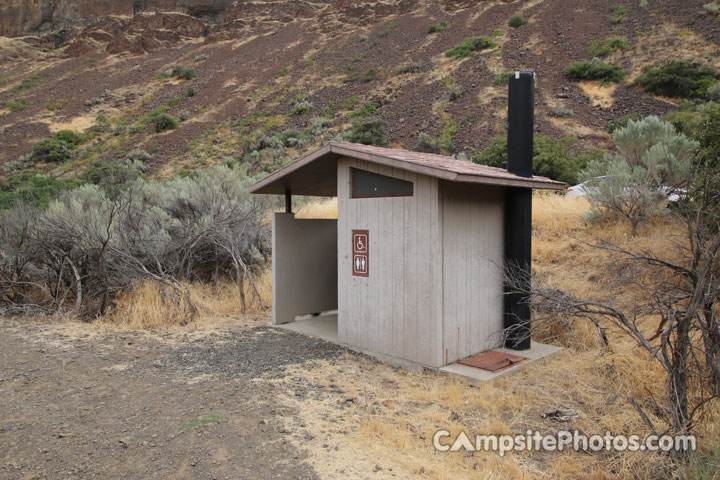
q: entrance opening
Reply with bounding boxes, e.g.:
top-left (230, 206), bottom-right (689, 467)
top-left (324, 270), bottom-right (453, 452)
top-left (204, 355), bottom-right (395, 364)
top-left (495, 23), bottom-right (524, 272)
top-left (271, 198), bottom-right (339, 343)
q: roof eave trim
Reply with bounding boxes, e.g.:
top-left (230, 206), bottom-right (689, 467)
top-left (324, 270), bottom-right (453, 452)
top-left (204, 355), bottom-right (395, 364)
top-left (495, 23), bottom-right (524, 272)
top-left (454, 173), bottom-right (566, 190)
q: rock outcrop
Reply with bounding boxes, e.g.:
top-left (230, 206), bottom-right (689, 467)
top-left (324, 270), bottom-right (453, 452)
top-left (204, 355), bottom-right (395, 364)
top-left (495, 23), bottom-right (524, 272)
top-left (0, 0), bottom-right (224, 37)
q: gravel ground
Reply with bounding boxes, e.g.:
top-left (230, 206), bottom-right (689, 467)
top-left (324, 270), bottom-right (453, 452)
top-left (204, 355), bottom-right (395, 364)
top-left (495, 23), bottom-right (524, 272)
top-left (0, 319), bottom-right (350, 480)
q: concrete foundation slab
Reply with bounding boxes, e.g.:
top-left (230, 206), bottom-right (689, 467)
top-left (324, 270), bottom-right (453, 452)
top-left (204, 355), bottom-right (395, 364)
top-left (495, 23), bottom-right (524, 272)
top-left (439, 342), bottom-right (563, 382)
top-left (274, 313), bottom-right (562, 382)
top-left (276, 313), bottom-right (339, 343)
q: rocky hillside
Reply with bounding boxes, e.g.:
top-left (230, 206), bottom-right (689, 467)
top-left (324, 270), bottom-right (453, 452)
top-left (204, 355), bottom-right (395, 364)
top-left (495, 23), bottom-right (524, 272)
top-left (0, 0), bottom-right (718, 179)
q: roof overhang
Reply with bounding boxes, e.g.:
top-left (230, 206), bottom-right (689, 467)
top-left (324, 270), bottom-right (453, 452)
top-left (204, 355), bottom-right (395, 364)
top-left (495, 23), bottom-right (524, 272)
top-left (250, 142), bottom-right (566, 196)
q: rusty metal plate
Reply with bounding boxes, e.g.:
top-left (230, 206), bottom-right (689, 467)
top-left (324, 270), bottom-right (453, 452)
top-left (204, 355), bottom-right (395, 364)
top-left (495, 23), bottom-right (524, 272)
top-left (458, 350), bottom-right (528, 372)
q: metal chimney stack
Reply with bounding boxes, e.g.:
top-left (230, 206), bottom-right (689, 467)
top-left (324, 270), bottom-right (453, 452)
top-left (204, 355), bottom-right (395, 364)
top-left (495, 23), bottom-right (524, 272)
top-left (504, 71), bottom-right (534, 350)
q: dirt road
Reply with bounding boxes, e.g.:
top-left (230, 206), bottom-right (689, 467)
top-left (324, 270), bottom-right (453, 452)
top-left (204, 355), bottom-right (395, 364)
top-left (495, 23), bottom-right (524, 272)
top-left (0, 318), bottom-right (347, 479)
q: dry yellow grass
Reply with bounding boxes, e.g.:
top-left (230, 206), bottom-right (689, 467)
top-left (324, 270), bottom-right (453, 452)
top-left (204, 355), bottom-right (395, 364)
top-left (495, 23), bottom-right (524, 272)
top-left (578, 81), bottom-right (618, 108)
top-left (265, 193), bottom-right (716, 479)
top-left (97, 194), bottom-right (717, 479)
top-left (296, 197), bottom-right (338, 219)
top-left (108, 270), bottom-right (272, 330)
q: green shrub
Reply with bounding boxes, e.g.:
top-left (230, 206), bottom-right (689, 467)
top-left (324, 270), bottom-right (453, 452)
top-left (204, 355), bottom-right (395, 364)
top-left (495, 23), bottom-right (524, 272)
top-left (508, 14), bottom-right (526, 28)
top-left (493, 71), bottom-right (514, 86)
top-left (361, 68), bottom-right (379, 83)
top-left (84, 97), bottom-right (103, 106)
top-left (186, 87), bottom-right (196, 97)
top-left (349, 102), bottom-right (380, 119)
top-left (276, 66), bottom-right (290, 78)
top-left (445, 36), bottom-right (497, 59)
top-left (492, 29), bottom-right (505, 37)
top-left (45, 98), bottom-right (66, 111)
top-left (609, 4), bottom-right (624, 23)
top-left (253, 134), bottom-right (283, 151)
top-left (30, 138), bottom-right (72, 163)
top-left (704, 1), bottom-right (720, 15)
top-left (5, 99), bottom-right (26, 112)
top-left (54, 130), bottom-right (83, 147)
top-left (634, 61), bottom-right (718, 99)
top-left (152, 113), bottom-right (179, 133)
top-left (395, 59), bottom-right (424, 75)
top-left (278, 129), bottom-right (306, 148)
top-left (448, 85), bottom-right (462, 101)
top-left (608, 113), bottom-right (643, 133)
top-left (472, 135), bottom-right (597, 185)
top-left (170, 66), bottom-right (197, 80)
top-left (415, 133), bottom-right (441, 154)
top-left (17, 75), bottom-right (42, 93)
top-left (0, 173), bottom-right (76, 210)
top-left (292, 100), bottom-right (313, 115)
top-left (81, 159), bottom-right (146, 197)
top-left (127, 149), bottom-right (153, 163)
top-left (347, 117), bottom-right (388, 146)
top-left (548, 105), bottom-right (573, 117)
top-left (428, 21), bottom-right (451, 33)
top-left (589, 36), bottom-right (629, 57)
top-left (2, 154), bottom-right (35, 174)
top-left (564, 59), bottom-right (624, 83)
top-left (378, 20), bottom-right (396, 37)
top-left (194, 54), bottom-right (208, 62)
top-left (666, 101), bottom-right (720, 171)
top-left (342, 96), bottom-right (361, 110)
top-left (439, 116), bottom-right (458, 153)
top-left (307, 117), bottom-right (333, 137)
top-left (581, 116), bottom-right (697, 232)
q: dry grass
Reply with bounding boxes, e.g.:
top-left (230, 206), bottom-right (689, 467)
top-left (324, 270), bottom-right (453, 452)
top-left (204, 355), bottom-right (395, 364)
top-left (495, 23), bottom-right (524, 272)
top-left (296, 197), bottom-right (338, 219)
top-left (107, 270), bottom-right (272, 330)
top-left (85, 194), bottom-right (717, 478)
top-left (266, 193), bottom-right (716, 479)
top-left (577, 81), bottom-right (618, 108)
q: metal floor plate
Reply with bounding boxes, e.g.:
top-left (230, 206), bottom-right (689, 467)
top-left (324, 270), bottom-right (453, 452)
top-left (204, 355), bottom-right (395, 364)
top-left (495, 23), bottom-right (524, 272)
top-left (458, 350), bottom-right (528, 372)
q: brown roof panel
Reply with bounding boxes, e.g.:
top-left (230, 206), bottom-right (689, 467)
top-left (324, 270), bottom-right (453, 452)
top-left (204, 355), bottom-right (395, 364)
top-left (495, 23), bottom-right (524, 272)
top-left (250, 141), bottom-right (566, 196)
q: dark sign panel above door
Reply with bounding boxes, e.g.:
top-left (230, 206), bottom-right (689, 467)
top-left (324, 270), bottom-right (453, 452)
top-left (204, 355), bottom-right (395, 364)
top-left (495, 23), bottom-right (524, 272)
top-left (352, 230), bottom-right (369, 277)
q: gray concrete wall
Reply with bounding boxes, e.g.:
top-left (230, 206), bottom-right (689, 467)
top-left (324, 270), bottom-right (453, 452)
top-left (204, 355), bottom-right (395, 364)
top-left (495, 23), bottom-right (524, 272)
top-left (272, 213), bottom-right (338, 325)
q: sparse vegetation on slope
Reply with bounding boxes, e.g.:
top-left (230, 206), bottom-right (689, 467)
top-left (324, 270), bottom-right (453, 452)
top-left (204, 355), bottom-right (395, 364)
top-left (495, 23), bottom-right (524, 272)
top-left (445, 36), bottom-right (497, 59)
top-left (634, 60), bottom-right (719, 99)
top-left (588, 36), bottom-right (629, 57)
top-left (347, 117), bottom-right (388, 146)
top-left (427, 20), bottom-right (451, 33)
top-left (565, 59), bottom-right (624, 83)
top-left (508, 14), bottom-right (526, 28)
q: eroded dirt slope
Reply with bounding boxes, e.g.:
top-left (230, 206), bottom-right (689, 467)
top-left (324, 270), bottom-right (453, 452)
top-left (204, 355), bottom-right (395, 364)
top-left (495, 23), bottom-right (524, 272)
top-left (0, 0), bottom-right (718, 173)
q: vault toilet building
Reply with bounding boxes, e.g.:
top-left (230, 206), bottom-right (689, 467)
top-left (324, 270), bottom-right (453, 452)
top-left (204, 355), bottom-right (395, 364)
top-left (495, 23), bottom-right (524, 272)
top-left (250, 73), bottom-right (564, 368)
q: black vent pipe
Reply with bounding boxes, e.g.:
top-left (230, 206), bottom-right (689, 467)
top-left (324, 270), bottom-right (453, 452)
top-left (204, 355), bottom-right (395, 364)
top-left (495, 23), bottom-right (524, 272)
top-left (503, 72), bottom-right (534, 350)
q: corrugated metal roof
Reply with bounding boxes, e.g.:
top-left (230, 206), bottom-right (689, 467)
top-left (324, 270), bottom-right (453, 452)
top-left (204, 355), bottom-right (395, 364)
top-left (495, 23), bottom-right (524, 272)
top-left (250, 141), bottom-right (566, 196)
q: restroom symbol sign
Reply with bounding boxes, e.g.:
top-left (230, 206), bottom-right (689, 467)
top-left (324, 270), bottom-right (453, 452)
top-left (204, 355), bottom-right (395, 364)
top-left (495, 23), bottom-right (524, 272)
top-left (352, 230), bottom-right (369, 277)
